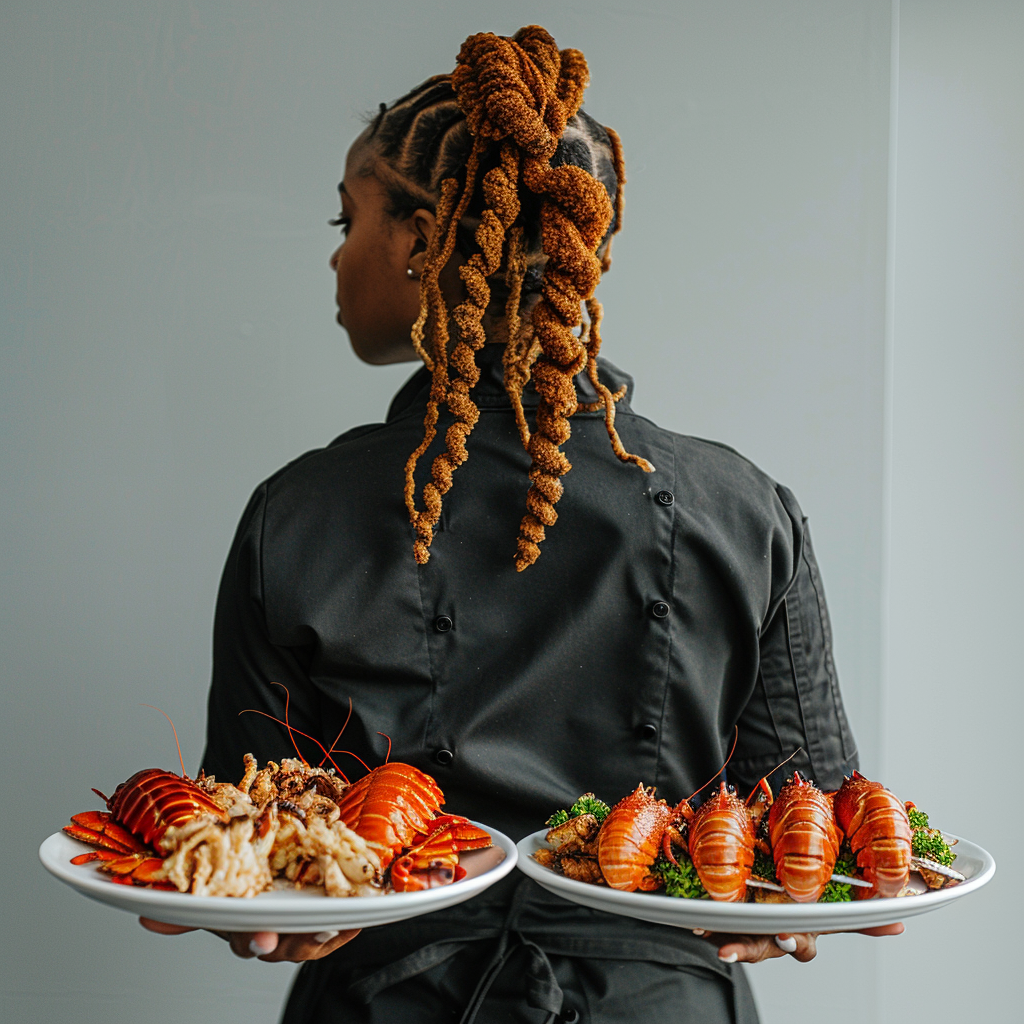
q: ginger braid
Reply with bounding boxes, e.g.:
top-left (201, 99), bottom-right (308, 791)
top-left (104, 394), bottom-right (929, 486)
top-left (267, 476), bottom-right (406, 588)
top-left (367, 26), bottom-right (651, 569)
top-left (406, 144), bottom-right (521, 561)
top-left (472, 28), bottom-right (654, 568)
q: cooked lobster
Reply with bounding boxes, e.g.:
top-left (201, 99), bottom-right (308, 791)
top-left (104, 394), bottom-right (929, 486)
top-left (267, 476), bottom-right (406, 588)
top-left (248, 689), bottom-right (481, 886)
top-left (66, 695), bottom-right (491, 894)
top-left (768, 771), bottom-right (841, 902)
top-left (833, 770), bottom-right (912, 898)
top-left (597, 784), bottom-right (675, 892)
top-left (389, 814), bottom-right (492, 892)
top-left (677, 781), bottom-right (757, 902)
top-left (64, 768), bottom-right (229, 885)
top-left (334, 762), bottom-right (445, 870)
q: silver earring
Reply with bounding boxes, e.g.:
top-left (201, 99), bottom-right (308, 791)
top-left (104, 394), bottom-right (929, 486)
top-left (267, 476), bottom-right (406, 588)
top-left (407, 268), bottom-right (415, 279)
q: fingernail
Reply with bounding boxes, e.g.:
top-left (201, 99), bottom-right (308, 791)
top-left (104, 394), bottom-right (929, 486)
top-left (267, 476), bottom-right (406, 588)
top-left (314, 930), bottom-right (339, 944)
top-left (719, 951), bottom-right (738, 963)
top-left (692, 928), bottom-right (705, 936)
top-left (775, 935), bottom-right (798, 953)
top-left (249, 935), bottom-right (277, 956)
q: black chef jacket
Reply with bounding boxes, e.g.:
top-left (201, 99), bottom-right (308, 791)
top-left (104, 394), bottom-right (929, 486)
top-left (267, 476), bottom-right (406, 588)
top-left (202, 345), bottom-right (859, 1024)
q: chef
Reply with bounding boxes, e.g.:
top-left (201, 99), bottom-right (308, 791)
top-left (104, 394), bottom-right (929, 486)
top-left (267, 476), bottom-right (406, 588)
top-left (145, 26), bottom-right (900, 1023)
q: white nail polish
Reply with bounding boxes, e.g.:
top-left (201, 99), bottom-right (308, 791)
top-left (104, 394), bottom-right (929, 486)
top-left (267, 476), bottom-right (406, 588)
top-left (249, 936), bottom-right (275, 956)
top-left (692, 928), bottom-right (705, 936)
top-left (314, 930), bottom-right (340, 944)
top-left (720, 952), bottom-right (739, 963)
top-left (775, 935), bottom-right (798, 953)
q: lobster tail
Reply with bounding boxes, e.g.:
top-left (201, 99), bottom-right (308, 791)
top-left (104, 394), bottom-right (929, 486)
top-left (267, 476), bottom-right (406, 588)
top-left (768, 775), bottom-right (841, 903)
top-left (686, 783), bottom-right (756, 902)
top-left (106, 769), bottom-right (229, 847)
top-left (834, 774), bottom-right (912, 898)
top-left (335, 763), bottom-right (445, 871)
top-left (597, 784), bottom-right (674, 892)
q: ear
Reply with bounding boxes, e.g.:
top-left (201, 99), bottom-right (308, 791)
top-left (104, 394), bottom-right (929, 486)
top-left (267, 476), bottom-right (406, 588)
top-left (406, 208), bottom-right (438, 276)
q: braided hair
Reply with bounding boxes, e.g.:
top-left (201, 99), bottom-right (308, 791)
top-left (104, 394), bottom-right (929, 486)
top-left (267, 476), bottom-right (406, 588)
top-left (364, 26), bottom-right (653, 570)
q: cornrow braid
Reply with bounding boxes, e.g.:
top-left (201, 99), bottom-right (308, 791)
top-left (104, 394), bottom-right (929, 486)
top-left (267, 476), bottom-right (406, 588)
top-left (367, 26), bottom-right (652, 570)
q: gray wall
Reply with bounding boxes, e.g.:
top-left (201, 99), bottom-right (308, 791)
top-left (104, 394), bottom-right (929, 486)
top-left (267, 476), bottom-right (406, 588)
top-left (4, 1), bottom-right (1011, 1022)
top-left (879, 2), bottom-right (1022, 1021)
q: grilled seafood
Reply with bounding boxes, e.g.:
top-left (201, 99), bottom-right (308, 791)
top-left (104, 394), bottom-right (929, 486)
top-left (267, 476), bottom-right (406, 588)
top-left (157, 816), bottom-right (275, 897)
top-left (833, 771), bottom-right (913, 898)
top-left (535, 810), bottom-right (605, 884)
top-left (66, 753), bottom-right (488, 897)
top-left (678, 782), bottom-right (757, 902)
top-left (64, 771), bottom-right (231, 886)
top-left (768, 772), bottom-right (842, 902)
top-left (597, 784), bottom-right (675, 892)
top-left (537, 768), bottom-right (961, 903)
top-left (389, 815), bottom-right (491, 892)
top-left (335, 762), bottom-right (445, 872)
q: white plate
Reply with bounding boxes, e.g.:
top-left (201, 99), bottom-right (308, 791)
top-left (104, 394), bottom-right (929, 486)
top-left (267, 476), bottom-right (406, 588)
top-left (516, 830), bottom-right (994, 934)
top-left (40, 822), bottom-right (516, 933)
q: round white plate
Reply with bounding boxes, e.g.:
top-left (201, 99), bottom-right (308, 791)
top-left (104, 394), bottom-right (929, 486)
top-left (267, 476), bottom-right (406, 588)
top-left (40, 821), bottom-right (516, 933)
top-left (516, 830), bottom-right (994, 934)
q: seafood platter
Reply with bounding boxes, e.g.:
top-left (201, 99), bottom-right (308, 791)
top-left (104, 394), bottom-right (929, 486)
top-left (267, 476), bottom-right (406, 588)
top-left (516, 768), bottom-right (995, 934)
top-left (40, 709), bottom-right (515, 932)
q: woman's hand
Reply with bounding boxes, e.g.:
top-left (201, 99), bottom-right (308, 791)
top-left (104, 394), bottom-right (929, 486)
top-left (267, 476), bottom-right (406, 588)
top-left (138, 917), bottom-right (360, 963)
top-left (692, 922), bottom-right (905, 964)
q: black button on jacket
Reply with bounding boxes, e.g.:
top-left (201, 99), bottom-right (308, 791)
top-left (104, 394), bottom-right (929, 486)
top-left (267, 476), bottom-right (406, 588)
top-left (202, 345), bottom-right (858, 1023)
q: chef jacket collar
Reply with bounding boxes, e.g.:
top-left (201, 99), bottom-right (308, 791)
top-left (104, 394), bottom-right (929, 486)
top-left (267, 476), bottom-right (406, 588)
top-left (386, 342), bottom-right (636, 423)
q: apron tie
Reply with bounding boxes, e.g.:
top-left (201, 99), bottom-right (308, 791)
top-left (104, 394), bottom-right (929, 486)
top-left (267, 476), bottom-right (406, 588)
top-left (458, 931), bottom-right (563, 1024)
top-left (345, 937), bottom-right (477, 1004)
top-left (346, 879), bottom-right (565, 1023)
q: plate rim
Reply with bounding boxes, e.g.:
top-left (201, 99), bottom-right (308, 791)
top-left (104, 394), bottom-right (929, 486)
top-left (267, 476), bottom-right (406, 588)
top-left (515, 828), bottom-right (996, 932)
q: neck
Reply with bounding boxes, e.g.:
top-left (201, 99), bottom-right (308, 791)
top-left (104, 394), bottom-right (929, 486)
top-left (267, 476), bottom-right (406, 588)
top-left (478, 291), bottom-right (542, 346)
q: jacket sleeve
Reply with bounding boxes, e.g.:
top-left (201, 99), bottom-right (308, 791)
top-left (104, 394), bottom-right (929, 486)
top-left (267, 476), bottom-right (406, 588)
top-left (200, 484), bottom-right (325, 782)
top-left (730, 515), bottom-right (859, 796)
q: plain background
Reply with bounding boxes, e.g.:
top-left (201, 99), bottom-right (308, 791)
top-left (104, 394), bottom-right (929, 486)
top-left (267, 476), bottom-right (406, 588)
top-left (1, 1), bottom-right (1019, 1021)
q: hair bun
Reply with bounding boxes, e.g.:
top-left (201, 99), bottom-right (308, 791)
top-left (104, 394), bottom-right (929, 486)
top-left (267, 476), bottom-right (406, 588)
top-left (452, 26), bottom-right (588, 158)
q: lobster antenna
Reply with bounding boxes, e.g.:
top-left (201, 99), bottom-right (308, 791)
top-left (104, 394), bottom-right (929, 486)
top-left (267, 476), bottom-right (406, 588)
top-left (682, 726), bottom-right (739, 804)
top-left (269, 681), bottom-right (306, 765)
top-left (745, 746), bottom-right (805, 806)
top-left (377, 732), bottom-right (393, 764)
top-left (319, 696), bottom-right (354, 768)
top-left (141, 704), bottom-right (186, 778)
top-left (237, 707), bottom-right (349, 781)
top-left (331, 749), bottom-right (373, 773)
top-left (766, 746), bottom-right (804, 780)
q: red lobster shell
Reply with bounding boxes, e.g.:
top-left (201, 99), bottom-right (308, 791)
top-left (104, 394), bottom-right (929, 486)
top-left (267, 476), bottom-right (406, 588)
top-left (103, 769), bottom-right (228, 845)
top-left (682, 782), bottom-right (756, 902)
top-left (63, 768), bottom-right (228, 884)
top-left (768, 772), bottom-right (841, 902)
top-left (597, 784), bottom-right (675, 892)
top-left (389, 814), bottom-right (492, 892)
top-left (334, 762), bottom-right (445, 871)
top-left (833, 771), bottom-right (912, 898)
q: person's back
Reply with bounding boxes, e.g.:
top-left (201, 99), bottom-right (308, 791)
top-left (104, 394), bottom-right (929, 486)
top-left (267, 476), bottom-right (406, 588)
top-left (204, 342), bottom-right (830, 845)
top-left (151, 25), bottom-right (895, 1024)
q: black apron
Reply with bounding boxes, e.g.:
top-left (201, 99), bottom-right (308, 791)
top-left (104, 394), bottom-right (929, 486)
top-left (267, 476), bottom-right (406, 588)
top-left (282, 877), bottom-right (758, 1023)
top-left (202, 345), bottom-right (858, 1022)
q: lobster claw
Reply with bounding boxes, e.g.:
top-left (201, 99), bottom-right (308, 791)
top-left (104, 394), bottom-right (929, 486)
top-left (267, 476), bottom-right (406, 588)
top-left (390, 828), bottom-right (460, 892)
